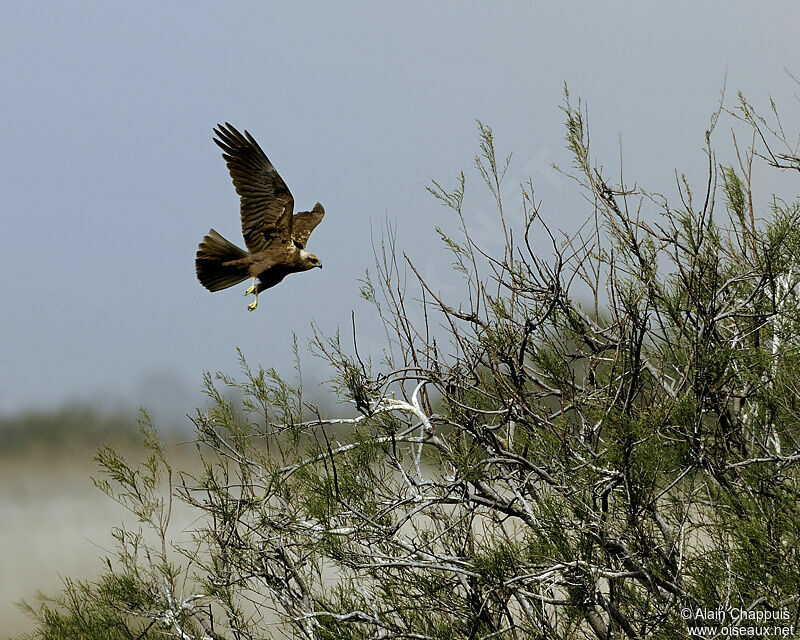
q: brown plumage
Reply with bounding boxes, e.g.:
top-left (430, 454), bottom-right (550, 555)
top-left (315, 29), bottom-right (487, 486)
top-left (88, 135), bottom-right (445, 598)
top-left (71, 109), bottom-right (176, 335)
top-left (196, 123), bottom-right (325, 311)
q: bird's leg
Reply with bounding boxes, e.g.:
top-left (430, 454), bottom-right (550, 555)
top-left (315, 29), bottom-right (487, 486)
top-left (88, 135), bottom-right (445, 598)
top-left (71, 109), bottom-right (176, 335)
top-left (245, 278), bottom-right (259, 312)
top-left (248, 293), bottom-right (259, 312)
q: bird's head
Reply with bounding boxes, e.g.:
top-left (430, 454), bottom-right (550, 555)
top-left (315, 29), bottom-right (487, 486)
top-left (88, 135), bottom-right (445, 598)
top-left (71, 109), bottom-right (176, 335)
top-left (300, 250), bottom-right (323, 270)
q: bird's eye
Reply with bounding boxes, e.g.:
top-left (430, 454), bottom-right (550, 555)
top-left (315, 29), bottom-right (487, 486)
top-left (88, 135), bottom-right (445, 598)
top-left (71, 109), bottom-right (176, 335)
top-left (293, 241), bottom-right (304, 249)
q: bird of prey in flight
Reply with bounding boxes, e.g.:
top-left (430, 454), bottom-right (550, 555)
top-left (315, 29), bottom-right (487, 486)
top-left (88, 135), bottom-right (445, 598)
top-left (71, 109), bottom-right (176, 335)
top-left (196, 123), bottom-right (324, 311)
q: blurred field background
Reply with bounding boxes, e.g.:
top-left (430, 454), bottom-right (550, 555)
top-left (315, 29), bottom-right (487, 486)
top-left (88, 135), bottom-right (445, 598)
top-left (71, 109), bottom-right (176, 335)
top-left (0, 409), bottom-right (201, 638)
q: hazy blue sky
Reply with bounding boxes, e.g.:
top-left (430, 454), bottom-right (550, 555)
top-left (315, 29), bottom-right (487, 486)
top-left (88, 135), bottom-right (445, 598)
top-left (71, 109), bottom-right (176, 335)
top-left (2, 1), bottom-right (799, 424)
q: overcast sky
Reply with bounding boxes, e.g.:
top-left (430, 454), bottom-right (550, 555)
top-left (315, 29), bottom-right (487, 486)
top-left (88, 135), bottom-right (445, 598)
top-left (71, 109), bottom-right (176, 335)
top-left (2, 1), bottom-right (799, 424)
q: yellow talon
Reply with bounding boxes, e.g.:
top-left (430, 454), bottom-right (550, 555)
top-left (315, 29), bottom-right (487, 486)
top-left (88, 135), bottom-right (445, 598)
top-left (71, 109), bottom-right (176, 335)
top-left (245, 278), bottom-right (258, 310)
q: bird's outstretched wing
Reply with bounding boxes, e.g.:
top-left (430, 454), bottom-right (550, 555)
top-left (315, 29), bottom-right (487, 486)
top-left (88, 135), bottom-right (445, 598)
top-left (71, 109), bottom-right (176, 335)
top-left (213, 123), bottom-right (294, 253)
top-left (291, 203), bottom-right (325, 248)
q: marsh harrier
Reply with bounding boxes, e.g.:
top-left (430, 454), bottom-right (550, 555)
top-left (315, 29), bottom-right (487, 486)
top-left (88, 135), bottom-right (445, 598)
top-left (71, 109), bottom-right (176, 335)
top-left (196, 123), bottom-right (324, 311)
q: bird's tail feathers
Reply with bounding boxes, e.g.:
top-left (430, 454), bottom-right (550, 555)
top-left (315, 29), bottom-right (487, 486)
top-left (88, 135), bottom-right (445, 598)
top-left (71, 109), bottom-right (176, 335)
top-left (196, 229), bottom-right (251, 292)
